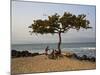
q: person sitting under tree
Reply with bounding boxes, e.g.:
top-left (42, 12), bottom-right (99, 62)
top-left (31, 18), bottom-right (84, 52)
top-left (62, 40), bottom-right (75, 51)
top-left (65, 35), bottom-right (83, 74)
top-left (45, 46), bottom-right (49, 56)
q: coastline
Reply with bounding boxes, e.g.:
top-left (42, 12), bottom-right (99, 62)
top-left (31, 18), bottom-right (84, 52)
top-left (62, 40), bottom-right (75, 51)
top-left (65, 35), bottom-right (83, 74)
top-left (11, 50), bottom-right (96, 74)
top-left (11, 42), bottom-right (96, 58)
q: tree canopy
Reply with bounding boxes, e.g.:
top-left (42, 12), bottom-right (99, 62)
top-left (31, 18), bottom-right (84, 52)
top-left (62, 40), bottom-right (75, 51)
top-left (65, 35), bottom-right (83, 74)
top-left (29, 12), bottom-right (91, 34)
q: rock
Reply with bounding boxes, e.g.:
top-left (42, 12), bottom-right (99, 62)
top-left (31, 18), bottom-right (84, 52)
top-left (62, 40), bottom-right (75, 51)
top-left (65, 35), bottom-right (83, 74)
top-left (21, 51), bottom-right (29, 57)
top-left (89, 57), bottom-right (96, 62)
top-left (81, 55), bottom-right (88, 60)
top-left (12, 50), bottom-right (21, 58)
top-left (11, 50), bottom-right (39, 58)
top-left (32, 53), bottom-right (39, 56)
top-left (67, 53), bottom-right (96, 62)
top-left (72, 53), bottom-right (78, 58)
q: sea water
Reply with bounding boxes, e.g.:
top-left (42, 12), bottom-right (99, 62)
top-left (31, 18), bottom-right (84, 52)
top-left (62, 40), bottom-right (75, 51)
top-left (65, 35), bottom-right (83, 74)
top-left (11, 42), bottom-right (96, 57)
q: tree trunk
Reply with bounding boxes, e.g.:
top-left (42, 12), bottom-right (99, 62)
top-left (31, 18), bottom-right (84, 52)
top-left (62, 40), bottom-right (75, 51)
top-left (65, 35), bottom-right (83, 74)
top-left (58, 32), bottom-right (61, 54)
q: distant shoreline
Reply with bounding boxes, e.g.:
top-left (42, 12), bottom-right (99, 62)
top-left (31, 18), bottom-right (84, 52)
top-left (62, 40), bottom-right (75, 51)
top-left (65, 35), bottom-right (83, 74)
top-left (12, 42), bottom-right (96, 45)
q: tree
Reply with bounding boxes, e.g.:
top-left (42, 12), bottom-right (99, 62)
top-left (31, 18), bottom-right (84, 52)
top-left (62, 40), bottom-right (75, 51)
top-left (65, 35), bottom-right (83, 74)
top-left (28, 12), bottom-right (91, 54)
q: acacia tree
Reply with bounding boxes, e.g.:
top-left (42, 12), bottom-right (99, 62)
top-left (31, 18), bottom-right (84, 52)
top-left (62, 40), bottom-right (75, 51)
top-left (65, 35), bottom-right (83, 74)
top-left (29, 12), bottom-right (91, 54)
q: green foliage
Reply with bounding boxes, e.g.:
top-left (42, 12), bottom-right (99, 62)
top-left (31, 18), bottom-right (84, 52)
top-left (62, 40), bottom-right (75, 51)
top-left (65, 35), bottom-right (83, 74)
top-left (29, 12), bottom-right (91, 34)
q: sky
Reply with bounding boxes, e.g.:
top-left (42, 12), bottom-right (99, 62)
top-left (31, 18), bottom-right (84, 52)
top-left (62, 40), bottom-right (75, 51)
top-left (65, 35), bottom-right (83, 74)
top-left (12, 1), bottom-right (96, 44)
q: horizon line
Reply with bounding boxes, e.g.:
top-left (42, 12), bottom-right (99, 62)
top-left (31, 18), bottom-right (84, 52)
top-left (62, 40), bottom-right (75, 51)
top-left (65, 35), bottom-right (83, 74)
top-left (12, 42), bottom-right (96, 45)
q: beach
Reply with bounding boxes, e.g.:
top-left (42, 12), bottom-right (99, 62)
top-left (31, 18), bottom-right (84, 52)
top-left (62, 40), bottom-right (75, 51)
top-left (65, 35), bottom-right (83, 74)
top-left (11, 53), bottom-right (96, 74)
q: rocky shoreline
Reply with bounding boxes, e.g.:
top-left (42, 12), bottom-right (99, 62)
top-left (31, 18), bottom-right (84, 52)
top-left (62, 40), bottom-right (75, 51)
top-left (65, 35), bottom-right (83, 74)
top-left (11, 50), bottom-right (96, 62)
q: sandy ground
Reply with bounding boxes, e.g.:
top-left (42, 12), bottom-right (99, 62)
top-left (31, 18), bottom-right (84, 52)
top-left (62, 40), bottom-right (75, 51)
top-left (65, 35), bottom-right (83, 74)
top-left (11, 54), bottom-right (96, 74)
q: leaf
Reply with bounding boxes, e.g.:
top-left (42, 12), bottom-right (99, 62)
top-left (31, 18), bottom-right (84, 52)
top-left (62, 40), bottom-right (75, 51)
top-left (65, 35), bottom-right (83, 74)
top-left (28, 12), bottom-right (91, 34)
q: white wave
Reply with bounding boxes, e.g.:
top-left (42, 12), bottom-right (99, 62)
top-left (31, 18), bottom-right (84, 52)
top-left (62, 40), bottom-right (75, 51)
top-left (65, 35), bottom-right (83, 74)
top-left (62, 47), bottom-right (96, 51)
top-left (80, 47), bottom-right (96, 50)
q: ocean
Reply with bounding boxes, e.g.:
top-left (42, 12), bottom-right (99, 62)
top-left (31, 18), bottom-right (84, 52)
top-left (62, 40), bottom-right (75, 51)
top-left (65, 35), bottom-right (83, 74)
top-left (11, 42), bottom-right (96, 57)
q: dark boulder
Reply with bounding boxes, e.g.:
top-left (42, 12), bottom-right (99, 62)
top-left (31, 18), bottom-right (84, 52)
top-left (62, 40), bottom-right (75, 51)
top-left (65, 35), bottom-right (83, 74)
top-left (81, 55), bottom-right (88, 60)
top-left (12, 50), bottom-right (21, 58)
top-left (67, 53), bottom-right (96, 62)
top-left (11, 50), bottom-right (39, 58)
top-left (32, 53), bottom-right (39, 56)
top-left (21, 51), bottom-right (29, 57)
top-left (89, 57), bottom-right (96, 62)
top-left (71, 53), bottom-right (78, 59)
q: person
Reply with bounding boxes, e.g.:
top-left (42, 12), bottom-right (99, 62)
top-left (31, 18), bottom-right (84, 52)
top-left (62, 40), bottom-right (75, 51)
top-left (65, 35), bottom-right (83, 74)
top-left (51, 49), bottom-right (54, 55)
top-left (54, 49), bottom-right (59, 58)
top-left (45, 46), bottom-right (49, 55)
top-left (50, 49), bottom-right (58, 59)
top-left (50, 49), bottom-right (55, 58)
